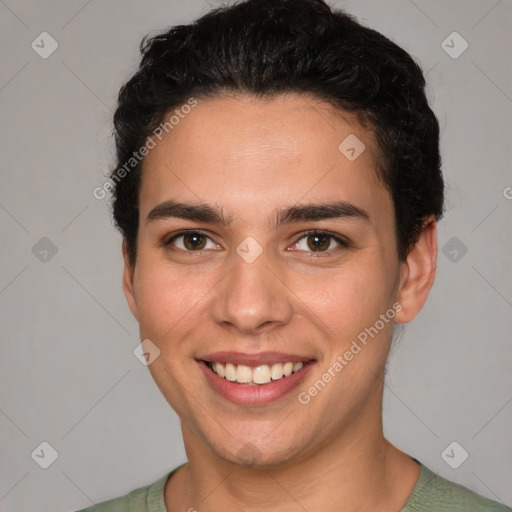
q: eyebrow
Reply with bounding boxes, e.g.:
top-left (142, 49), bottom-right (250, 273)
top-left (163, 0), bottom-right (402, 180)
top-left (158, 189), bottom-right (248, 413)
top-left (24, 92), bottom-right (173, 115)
top-left (146, 199), bottom-right (370, 228)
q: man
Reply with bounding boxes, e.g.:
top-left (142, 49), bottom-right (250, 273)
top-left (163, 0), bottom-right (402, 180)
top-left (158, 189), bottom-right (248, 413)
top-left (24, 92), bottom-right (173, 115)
top-left (79, 0), bottom-right (510, 510)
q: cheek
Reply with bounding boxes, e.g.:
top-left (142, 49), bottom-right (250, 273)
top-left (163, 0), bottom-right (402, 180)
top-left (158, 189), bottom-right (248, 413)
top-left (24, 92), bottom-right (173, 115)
top-left (291, 259), bottom-right (395, 340)
top-left (132, 263), bottom-right (212, 408)
top-left (132, 258), bottom-right (214, 344)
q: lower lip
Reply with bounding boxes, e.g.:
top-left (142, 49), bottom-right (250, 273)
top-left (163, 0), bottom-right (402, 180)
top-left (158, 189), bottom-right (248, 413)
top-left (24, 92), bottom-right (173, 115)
top-left (197, 360), bottom-right (315, 406)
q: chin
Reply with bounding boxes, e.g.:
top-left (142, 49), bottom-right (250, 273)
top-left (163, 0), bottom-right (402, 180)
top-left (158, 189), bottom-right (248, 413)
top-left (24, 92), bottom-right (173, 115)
top-left (210, 436), bottom-right (306, 470)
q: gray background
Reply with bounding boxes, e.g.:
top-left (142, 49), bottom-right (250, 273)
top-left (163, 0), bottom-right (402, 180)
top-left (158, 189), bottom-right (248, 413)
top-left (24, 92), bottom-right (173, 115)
top-left (0, 0), bottom-right (511, 510)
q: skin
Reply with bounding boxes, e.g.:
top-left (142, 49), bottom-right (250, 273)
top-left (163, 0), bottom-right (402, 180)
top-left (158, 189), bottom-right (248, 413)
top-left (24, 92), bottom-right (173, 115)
top-left (122, 93), bottom-right (438, 511)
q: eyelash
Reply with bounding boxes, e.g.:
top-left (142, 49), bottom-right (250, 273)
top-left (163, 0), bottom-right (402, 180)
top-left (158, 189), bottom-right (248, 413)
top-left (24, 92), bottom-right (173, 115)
top-left (163, 229), bottom-right (349, 256)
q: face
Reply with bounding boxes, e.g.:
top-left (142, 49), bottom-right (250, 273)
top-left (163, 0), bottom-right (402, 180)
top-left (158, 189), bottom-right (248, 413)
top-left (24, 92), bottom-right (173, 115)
top-left (123, 93), bottom-right (436, 468)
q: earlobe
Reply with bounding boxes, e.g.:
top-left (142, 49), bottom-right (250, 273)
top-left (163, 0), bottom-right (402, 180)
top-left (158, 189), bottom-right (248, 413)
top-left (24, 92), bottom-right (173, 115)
top-left (122, 240), bottom-right (139, 320)
top-left (395, 217), bottom-right (438, 324)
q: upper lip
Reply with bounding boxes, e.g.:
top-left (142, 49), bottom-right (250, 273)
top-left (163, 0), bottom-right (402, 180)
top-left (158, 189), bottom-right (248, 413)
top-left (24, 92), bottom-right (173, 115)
top-left (198, 351), bottom-right (315, 367)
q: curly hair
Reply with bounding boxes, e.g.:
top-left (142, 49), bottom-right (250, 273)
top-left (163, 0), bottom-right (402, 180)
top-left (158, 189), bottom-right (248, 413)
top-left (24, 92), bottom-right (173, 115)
top-left (110, 0), bottom-right (444, 267)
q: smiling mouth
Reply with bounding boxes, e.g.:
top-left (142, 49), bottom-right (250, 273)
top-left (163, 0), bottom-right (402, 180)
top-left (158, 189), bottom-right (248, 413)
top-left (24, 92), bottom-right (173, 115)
top-left (204, 360), bottom-right (311, 385)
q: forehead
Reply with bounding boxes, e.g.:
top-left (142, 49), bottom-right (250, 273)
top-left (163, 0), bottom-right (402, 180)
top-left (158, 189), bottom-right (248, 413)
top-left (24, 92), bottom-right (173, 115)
top-left (139, 93), bottom-right (391, 229)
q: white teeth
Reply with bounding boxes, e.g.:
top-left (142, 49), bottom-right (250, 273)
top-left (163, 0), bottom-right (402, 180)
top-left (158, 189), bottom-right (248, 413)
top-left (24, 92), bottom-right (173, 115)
top-left (283, 362), bottom-right (293, 376)
top-left (270, 363), bottom-right (284, 380)
top-left (293, 362), bottom-right (303, 373)
top-left (214, 362), bottom-right (225, 378)
top-left (225, 363), bottom-right (237, 381)
top-left (236, 364), bottom-right (252, 383)
top-left (253, 365), bottom-right (271, 384)
top-left (208, 360), bottom-right (307, 385)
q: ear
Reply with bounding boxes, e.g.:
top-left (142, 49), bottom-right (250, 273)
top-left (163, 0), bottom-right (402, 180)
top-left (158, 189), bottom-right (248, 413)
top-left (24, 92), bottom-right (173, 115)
top-left (122, 239), bottom-right (139, 320)
top-left (395, 216), bottom-right (438, 324)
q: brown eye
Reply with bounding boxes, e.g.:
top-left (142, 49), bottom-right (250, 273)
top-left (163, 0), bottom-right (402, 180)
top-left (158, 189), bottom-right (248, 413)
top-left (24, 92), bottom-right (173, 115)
top-left (167, 231), bottom-right (217, 252)
top-left (294, 231), bottom-right (347, 253)
top-left (306, 234), bottom-right (331, 251)
top-left (182, 233), bottom-right (207, 250)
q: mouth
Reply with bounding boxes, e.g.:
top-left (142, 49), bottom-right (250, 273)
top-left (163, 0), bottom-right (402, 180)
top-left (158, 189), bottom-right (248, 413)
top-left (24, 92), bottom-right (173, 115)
top-left (204, 360), bottom-right (308, 385)
top-left (197, 352), bottom-right (316, 405)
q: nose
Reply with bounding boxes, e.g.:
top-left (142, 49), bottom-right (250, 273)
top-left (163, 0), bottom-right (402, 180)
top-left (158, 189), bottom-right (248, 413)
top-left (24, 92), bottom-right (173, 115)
top-left (211, 249), bottom-right (294, 335)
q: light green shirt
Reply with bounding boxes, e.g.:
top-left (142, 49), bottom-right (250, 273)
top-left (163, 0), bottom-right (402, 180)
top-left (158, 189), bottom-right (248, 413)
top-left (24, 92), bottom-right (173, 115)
top-left (76, 461), bottom-right (510, 511)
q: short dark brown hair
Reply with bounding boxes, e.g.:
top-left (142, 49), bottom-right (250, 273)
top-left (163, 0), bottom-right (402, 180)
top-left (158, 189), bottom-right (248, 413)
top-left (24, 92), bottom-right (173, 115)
top-left (110, 0), bottom-right (444, 267)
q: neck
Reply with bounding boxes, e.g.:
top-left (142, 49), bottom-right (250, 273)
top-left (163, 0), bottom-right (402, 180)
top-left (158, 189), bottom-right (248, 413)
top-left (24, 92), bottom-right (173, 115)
top-left (165, 386), bottom-right (420, 512)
